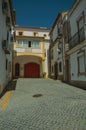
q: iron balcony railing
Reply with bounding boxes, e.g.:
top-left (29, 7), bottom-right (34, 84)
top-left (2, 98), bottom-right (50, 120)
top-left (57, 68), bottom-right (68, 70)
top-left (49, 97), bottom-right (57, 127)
top-left (69, 26), bottom-right (85, 49)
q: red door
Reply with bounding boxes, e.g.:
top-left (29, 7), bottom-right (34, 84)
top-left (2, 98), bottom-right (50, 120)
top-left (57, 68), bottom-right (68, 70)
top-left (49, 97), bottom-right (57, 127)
top-left (24, 63), bottom-right (40, 78)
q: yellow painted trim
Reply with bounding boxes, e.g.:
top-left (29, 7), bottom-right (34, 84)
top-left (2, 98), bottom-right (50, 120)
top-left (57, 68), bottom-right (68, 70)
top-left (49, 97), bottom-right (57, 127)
top-left (41, 41), bottom-right (45, 73)
top-left (16, 52), bottom-right (43, 58)
top-left (16, 36), bottom-right (44, 41)
top-left (16, 45), bottom-right (41, 49)
top-left (17, 52), bottom-right (44, 55)
top-left (42, 60), bottom-right (44, 73)
top-left (1, 91), bottom-right (12, 110)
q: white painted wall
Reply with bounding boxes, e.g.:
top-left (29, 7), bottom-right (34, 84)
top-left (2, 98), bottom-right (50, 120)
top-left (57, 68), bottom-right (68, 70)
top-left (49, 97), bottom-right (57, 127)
top-left (69, 0), bottom-right (86, 36)
top-left (70, 46), bottom-right (86, 81)
top-left (0, 0), bottom-right (13, 94)
top-left (69, 0), bottom-right (86, 82)
top-left (70, 53), bottom-right (78, 80)
top-left (16, 29), bottom-right (50, 40)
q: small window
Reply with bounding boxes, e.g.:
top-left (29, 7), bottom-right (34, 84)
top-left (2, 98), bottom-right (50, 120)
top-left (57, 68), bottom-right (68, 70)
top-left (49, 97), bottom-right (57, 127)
top-left (28, 41), bottom-right (31, 47)
top-left (34, 32), bottom-right (36, 37)
top-left (7, 31), bottom-right (9, 41)
top-left (23, 40), bottom-right (28, 47)
top-left (59, 62), bottom-right (62, 72)
top-left (18, 40), bottom-right (23, 47)
top-left (34, 32), bottom-right (38, 37)
top-left (32, 41), bottom-right (39, 47)
top-left (6, 59), bottom-right (8, 70)
top-left (18, 40), bottom-right (28, 47)
top-left (8, 61), bottom-right (11, 73)
top-left (15, 63), bottom-right (20, 76)
top-left (18, 32), bottom-right (23, 36)
top-left (44, 34), bottom-right (46, 37)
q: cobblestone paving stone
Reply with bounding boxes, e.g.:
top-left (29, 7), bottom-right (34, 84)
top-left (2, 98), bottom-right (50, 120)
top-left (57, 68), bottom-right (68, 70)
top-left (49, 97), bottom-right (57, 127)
top-left (0, 78), bottom-right (86, 130)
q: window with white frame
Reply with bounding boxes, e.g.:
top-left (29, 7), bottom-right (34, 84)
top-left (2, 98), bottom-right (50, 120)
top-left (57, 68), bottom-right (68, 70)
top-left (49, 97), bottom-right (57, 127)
top-left (18, 40), bottom-right (23, 47)
top-left (18, 40), bottom-right (29, 47)
top-left (18, 40), bottom-right (39, 48)
top-left (77, 11), bottom-right (85, 30)
top-left (31, 41), bottom-right (39, 47)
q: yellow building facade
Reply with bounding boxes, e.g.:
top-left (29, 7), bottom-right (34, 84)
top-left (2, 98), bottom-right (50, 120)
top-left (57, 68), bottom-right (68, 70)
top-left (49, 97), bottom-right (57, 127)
top-left (13, 26), bottom-right (50, 78)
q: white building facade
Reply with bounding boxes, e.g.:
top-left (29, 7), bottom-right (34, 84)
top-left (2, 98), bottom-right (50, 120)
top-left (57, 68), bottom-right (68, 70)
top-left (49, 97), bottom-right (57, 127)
top-left (0, 0), bottom-right (15, 94)
top-left (49, 12), bottom-right (67, 80)
top-left (13, 26), bottom-right (50, 78)
top-left (66, 0), bottom-right (86, 88)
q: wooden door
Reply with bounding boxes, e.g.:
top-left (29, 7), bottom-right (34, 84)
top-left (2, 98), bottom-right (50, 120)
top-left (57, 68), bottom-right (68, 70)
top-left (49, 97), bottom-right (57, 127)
top-left (24, 63), bottom-right (40, 78)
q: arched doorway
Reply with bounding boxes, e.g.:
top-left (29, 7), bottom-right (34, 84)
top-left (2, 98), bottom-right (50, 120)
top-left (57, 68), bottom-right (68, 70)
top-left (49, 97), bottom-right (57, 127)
top-left (15, 63), bottom-right (20, 76)
top-left (24, 62), bottom-right (40, 78)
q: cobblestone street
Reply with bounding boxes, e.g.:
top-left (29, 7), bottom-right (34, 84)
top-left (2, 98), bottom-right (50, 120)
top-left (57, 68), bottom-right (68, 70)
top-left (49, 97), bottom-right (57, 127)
top-left (0, 78), bottom-right (86, 130)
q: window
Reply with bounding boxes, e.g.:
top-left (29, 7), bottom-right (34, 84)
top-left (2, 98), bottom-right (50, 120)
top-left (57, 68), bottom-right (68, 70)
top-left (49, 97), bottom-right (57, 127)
top-left (28, 41), bottom-right (31, 47)
top-left (77, 11), bottom-right (85, 30)
top-left (34, 32), bottom-right (36, 37)
top-left (23, 40), bottom-right (28, 47)
top-left (18, 40), bottom-right (28, 47)
top-left (77, 11), bottom-right (85, 42)
top-left (8, 61), bottom-right (11, 73)
top-left (6, 59), bottom-right (8, 70)
top-left (2, 1), bottom-right (8, 15)
top-left (18, 40), bottom-right (39, 48)
top-left (77, 50), bottom-right (86, 75)
top-left (59, 61), bottom-right (62, 72)
top-left (33, 32), bottom-right (38, 37)
top-left (15, 63), bottom-right (20, 76)
top-left (7, 31), bottom-right (9, 41)
top-left (44, 34), bottom-right (46, 37)
top-left (6, 31), bottom-right (9, 49)
top-left (32, 41), bottom-right (39, 47)
top-left (18, 32), bottom-right (23, 36)
top-left (68, 20), bottom-right (71, 40)
top-left (18, 40), bottom-right (23, 47)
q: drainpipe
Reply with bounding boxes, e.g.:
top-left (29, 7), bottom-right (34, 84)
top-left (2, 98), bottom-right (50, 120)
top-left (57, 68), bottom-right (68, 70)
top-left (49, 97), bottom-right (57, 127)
top-left (62, 36), bottom-right (65, 82)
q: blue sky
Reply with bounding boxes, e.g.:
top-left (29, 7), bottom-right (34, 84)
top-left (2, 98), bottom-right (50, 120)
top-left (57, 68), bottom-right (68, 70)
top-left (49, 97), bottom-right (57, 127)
top-left (12, 0), bottom-right (75, 28)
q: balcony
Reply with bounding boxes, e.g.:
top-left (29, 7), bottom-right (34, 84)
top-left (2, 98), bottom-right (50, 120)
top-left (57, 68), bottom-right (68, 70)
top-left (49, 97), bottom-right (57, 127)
top-left (69, 26), bottom-right (85, 49)
top-left (15, 48), bottom-right (32, 53)
top-left (2, 40), bottom-right (10, 54)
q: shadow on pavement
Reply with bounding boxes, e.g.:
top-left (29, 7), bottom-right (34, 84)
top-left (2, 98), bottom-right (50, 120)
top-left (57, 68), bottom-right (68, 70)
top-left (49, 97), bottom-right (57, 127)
top-left (0, 79), bottom-right (17, 98)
